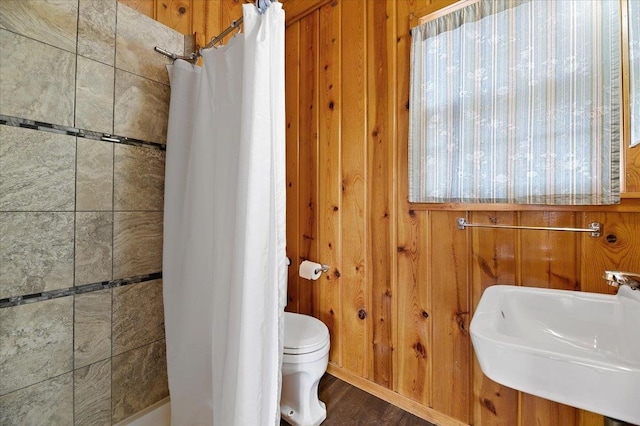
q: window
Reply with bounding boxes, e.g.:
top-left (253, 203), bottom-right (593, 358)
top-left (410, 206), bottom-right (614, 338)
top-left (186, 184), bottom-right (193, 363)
top-left (628, 0), bottom-right (639, 147)
top-left (409, 0), bottom-right (620, 204)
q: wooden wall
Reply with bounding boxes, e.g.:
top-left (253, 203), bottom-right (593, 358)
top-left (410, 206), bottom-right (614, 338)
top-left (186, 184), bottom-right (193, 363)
top-left (284, 1), bottom-right (640, 425)
top-left (118, 0), bottom-right (331, 47)
top-left (121, 0), bottom-right (640, 424)
top-left (119, 0), bottom-right (222, 48)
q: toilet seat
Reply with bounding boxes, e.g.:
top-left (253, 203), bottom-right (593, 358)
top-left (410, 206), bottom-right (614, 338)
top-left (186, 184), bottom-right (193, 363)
top-left (283, 312), bottom-right (330, 355)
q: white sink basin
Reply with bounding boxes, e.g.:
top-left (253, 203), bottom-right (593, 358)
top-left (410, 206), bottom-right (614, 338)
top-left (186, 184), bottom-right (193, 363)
top-left (470, 285), bottom-right (640, 423)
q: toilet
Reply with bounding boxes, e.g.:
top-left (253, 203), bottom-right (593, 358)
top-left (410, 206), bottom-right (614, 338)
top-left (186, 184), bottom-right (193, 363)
top-left (280, 312), bottom-right (330, 426)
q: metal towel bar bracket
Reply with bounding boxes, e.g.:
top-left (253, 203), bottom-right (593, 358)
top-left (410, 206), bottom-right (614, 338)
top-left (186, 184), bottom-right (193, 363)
top-left (456, 217), bottom-right (602, 238)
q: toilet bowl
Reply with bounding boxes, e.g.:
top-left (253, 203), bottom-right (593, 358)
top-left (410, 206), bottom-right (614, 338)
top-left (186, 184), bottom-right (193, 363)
top-left (280, 312), bottom-right (330, 426)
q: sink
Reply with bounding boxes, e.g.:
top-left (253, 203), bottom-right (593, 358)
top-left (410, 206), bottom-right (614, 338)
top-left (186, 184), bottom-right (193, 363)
top-left (470, 285), bottom-right (640, 424)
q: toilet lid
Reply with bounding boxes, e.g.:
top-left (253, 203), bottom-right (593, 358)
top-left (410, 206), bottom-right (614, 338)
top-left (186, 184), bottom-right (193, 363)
top-left (283, 312), bottom-right (330, 355)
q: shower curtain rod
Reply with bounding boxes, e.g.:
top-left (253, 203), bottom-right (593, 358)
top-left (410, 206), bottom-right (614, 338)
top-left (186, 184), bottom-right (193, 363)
top-left (204, 17), bottom-right (244, 50)
top-left (155, 0), bottom-right (275, 62)
top-left (154, 17), bottom-right (244, 63)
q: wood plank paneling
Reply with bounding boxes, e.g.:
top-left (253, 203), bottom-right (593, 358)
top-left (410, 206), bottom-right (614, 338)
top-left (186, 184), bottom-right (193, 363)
top-left (283, 0), bottom-right (335, 25)
top-left (119, 0), bottom-right (156, 18)
top-left (156, 0), bottom-right (192, 35)
top-left (518, 212), bottom-right (579, 425)
top-left (578, 410), bottom-right (607, 426)
top-left (625, 145), bottom-right (640, 194)
top-left (220, 0), bottom-right (244, 45)
top-left (317, 0), bottom-right (342, 365)
top-left (297, 11), bottom-right (319, 316)
top-left (581, 212), bottom-right (640, 295)
top-left (192, 0), bottom-right (221, 49)
top-left (430, 211), bottom-right (471, 423)
top-left (518, 212), bottom-right (579, 291)
top-left (285, 21), bottom-right (300, 312)
top-left (395, 206), bottom-right (431, 406)
top-left (118, 0), bottom-right (221, 48)
top-left (340, 0), bottom-right (368, 378)
top-left (471, 212), bottom-right (518, 426)
top-left (367, 0), bottom-right (395, 390)
top-left (395, 0), bottom-right (432, 407)
top-left (520, 396), bottom-right (577, 426)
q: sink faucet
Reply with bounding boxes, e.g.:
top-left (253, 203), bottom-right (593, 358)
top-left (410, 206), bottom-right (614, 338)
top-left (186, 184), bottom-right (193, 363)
top-left (603, 271), bottom-right (640, 291)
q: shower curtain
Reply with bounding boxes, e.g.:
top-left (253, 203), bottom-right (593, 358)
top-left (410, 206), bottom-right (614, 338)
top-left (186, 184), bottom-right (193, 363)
top-left (163, 3), bottom-right (286, 425)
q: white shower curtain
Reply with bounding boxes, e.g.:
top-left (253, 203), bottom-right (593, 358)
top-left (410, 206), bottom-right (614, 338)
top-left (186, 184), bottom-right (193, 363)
top-left (163, 3), bottom-right (286, 425)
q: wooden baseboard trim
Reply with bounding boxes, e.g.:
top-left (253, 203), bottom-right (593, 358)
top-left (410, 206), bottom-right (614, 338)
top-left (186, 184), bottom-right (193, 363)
top-left (326, 364), bottom-right (469, 426)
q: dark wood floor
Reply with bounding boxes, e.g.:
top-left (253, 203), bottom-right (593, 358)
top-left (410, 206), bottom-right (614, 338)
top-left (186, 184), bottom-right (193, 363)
top-left (281, 374), bottom-right (436, 426)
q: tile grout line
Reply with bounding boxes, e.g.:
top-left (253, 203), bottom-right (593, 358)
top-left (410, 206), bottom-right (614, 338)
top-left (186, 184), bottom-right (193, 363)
top-left (73, 5), bottom-right (80, 423)
top-left (112, 4), bottom-right (119, 422)
top-left (0, 369), bottom-right (75, 399)
top-left (112, 335), bottom-right (167, 361)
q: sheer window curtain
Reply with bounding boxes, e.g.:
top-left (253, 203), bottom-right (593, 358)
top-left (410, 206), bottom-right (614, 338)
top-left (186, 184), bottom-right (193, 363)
top-left (409, 0), bottom-right (620, 204)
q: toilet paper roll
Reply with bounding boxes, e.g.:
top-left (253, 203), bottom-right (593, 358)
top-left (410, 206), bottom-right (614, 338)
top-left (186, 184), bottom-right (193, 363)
top-left (299, 260), bottom-right (322, 280)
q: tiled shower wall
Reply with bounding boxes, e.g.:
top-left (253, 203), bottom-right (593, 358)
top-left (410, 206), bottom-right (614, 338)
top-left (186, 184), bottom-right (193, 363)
top-left (0, 1), bottom-right (184, 424)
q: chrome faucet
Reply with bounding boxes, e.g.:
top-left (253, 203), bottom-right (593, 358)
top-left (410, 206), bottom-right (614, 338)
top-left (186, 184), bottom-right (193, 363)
top-left (603, 271), bottom-right (640, 291)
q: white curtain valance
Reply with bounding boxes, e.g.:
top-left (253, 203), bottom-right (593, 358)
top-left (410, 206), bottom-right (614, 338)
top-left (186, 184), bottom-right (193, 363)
top-left (409, 0), bottom-right (620, 204)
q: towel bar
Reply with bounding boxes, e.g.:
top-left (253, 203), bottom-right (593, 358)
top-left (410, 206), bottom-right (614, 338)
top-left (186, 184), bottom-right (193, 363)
top-left (456, 218), bottom-right (601, 237)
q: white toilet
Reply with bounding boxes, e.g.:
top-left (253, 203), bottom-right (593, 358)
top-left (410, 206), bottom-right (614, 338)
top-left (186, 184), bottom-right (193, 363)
top-left (280, 312), bottom-right (330, 426)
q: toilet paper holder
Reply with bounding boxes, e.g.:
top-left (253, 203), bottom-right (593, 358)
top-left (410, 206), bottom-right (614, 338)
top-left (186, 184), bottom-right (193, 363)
top-left (315, 264), bottom-right (330, 274)
top-left (287, 257), bottom-right (329, 274)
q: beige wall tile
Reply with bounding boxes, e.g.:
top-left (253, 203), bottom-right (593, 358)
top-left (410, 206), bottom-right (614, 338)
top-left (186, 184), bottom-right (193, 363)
top-left (112, 280), bottom-right (164, 355)
top-left (113, 212), bottom-right (163, 279)
top-left (0, 372), bottom-right (73, 426)
top-left (0, 0), bottom-right (78, 52)
top-left (0, 125), bottom-right (75, 211)
top-left (75, 57), bottom-right (115, 134)
top-left (115, 3), bottom-right (181, 85)
top-left (0, 1), bottom-right (170, 424)
top-left (74, 359), bottom-right (111, 426)
top-left (0, 30), bottom-right (75, 126)
top-left (114, 144), bottom-right (165, 211)
top-left (0, 297), bottom-right (73, 395)
top-left (78, 0), bottom-right (116, 66)
top-left (0, 212), bottom-right (74, 299)
top-left (76, 139), bottom-right (113, 211)
top-left (112, 340), bottom-right (168, 423)
top-left (75, 212), bottom-right (113, 286)
top-left (74, 290), bottom-right (112, 369)
top-left (114, 70), bottom-right (170, 144)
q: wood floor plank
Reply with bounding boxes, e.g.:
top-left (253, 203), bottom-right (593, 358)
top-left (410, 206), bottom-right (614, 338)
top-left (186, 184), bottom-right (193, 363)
top-left (281, 374), bottom-right (435, 425)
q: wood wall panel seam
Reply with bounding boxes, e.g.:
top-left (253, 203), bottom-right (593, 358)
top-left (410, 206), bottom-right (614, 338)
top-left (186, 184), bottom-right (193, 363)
top-left (317, 0), bottom-right (343, 366)
top-left (339, 0), bottom-right (368, 377)
top-left (285, 21), bottom-right (301, 312)
top-left (367, 0), bottom-right (395, 391)
top-left (387, 0), bottom-right (400, 397)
